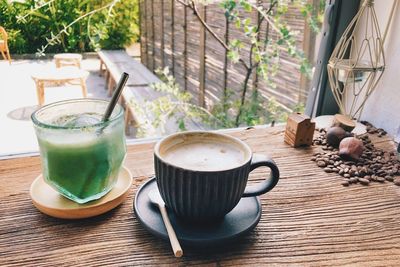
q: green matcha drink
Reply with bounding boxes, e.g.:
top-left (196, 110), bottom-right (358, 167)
top-left (32, 99), bottom-right (126, 204)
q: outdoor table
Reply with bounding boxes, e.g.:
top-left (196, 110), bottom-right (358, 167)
top-left (31, 67), bottom-right (89, 106)
top-left (54, 53), bottom-right (82, 68)
top-left (1, 127), bottom-right (400, 266)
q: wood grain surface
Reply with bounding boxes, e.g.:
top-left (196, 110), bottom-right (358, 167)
top-left (1, 127), bottom-right (400, 266)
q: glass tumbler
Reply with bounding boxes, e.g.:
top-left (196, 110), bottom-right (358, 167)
top-left (31, 99), bottom-right (126, 204)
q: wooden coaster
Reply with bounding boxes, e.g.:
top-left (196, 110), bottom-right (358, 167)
top-left (30, 166), bottom-right (132, 219)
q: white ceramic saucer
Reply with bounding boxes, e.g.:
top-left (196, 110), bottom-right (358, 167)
top-left (30, 166), bottom-right (132, 219)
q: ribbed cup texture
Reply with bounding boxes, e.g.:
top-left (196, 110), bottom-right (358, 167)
top-left (155, 155), bottom-right (251, 222)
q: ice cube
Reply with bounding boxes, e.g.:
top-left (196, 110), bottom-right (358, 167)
top-left (52, 113), bottom-right (102, 127)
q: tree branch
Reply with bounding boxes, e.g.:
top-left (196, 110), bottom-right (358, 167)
top-left (249, 0), bottom-right (277, 68)
top-left (175, 0), bottom-right (189, 7)
top-left (175, 0), bottom-right (249, 70)
top-left (250, 2), bottom-right (289, 44)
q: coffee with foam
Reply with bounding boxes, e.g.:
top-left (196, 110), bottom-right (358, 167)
top-left (160, 134), bottom-right (248, 171)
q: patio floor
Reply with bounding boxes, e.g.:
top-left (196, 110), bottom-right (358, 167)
top-left (0, 58), bottom-right (111, 157)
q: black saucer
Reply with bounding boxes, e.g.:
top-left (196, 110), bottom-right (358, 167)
top-left (133, 177), bottom-right (262, 247)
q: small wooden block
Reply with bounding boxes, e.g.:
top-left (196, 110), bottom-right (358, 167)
top-left (284, 113), bottom-right (315, 147)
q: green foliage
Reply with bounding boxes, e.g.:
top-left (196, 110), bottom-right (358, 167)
top-left (168, 0), bottom-right (323, 130)
top-left (136, 0), bottom-right (323, 134)
top-left (135, 0), bottom-right (323, 134)
top-left (92, 0), bottom-right (140, 50)
top-left (143, 68), bottom-right (290, 134)
top-left (0, 0), bottom-right (139, 54)
top-left (131, 68), bottom-right (222, 135)
top-left (299, 0), bottom-right (325, 33)
top-left (218, 0), bottom-right (319, 125)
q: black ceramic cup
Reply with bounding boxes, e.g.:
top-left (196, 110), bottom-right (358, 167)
top-left (154, 131), bottom-right (279, 222)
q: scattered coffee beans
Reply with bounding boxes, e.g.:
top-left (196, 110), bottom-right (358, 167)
top-left (361, 121), bottom-right (387, 137)
top-left (312, 124), bottom-right (400, 187)
top-left (358, 178), bottom-right (370, 185)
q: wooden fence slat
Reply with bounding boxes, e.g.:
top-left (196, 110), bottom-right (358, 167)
top-left (160, 0), bottom-right (165, 69)
top-left (252, 0), bottom-right (261, 91)
top-left (170, 0), bottom-right (175, 75)
top-left (140, 0), bottom-right (147, 66)
top-left (299, 0), bottom-right (319, 104)
top-left (151, 0), bottom-right (155, 72)
top-left (184, 5), bottom-right (188, 91)
top-left (223, 16), bottom-right (229, 104)
top-left (198, 5), bottom-right (206, 107)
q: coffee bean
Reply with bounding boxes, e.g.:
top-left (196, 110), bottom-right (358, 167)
top-left (376, 170), bottom-right (386, 176)
top-left (317, 161), bottom-right (327, 167)
top-left (349, 177), bottom-right (358, 183)
top-left (376, 177), bottom-right (385, 183)
top-left (358, 178), bottom-right (370, 185)
top-left (341, 180), bottom-right (349, 186)
top-left (394, 178), bottom-right (400, 186)
top-left (312, 122), bottom-right (400, 188)
top-left (385, 176), bottom-right (394, 182)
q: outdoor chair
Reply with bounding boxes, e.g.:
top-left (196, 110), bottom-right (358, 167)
top-left (0, 26), bottom-right (11, 63)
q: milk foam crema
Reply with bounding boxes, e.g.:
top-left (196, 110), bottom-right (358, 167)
top-left (161, 139), bottom-right (247, 171)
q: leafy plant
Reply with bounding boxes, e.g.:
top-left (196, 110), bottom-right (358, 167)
top-left (0, 0), bottom-right (139, 54)
top-left (135, 67), bottom-right (292, 135)
top-left (175, 0), bottom-right (323, 128)
top-left (130, 67), bottom-right (222, 136)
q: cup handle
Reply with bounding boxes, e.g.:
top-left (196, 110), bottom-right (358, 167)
top-left (242, 153), bottom-right (280, 197)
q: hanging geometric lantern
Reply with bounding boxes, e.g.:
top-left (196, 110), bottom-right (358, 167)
top-left (327, 0), bottom-right (385, 119)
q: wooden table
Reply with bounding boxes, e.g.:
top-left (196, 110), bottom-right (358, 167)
top-left (31, 67), bottom-right (89, 106)
top-left (1, 127), bottom-right (400, 266)
top-left (54, 53), bottom-right (82, 68)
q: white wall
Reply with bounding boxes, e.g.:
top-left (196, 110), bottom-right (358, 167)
top-left (356, 0), bottom-right (400, 141)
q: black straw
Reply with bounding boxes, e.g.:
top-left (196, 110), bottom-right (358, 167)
top-left (103, 72), bottom-right (129, 122)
